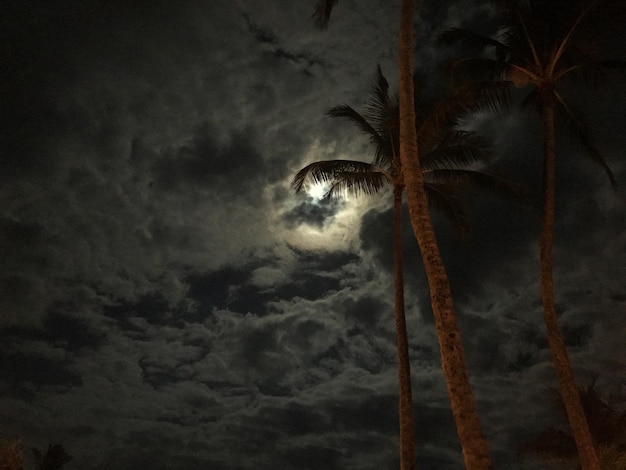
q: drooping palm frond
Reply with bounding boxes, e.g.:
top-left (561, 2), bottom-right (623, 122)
top-left (325, 170), bottom-right (389, 198)
top-left (454, 81), bottom-right (513, 113)
top-left (293, 66), bottom-right (525, 235)
top-left (416, 98), bottom-right (460, 151)
top-left (417, 82), bottom-right (510, 151)
top-left (553, 90), bottom-right (617, 188)
top-left (312, 0), bottom-right (338, 30)
top-left (517, 87), bottom-right (538, 112)
top-left (291, 159), bottom-right (390, 195)
top-left (424, 182), bottom-right (472, 235)
top-left (420, 131), bottom-right (492, 170)
top-left (426, 169), bottom-right (529, 203)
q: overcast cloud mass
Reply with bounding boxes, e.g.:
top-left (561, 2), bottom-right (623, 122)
top-left (1, 1), bottom-right (625, 469)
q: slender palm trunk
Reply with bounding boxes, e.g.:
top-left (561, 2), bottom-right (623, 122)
top-left (539, 85), bottom-right (601, 470)
top-left (397, 1), bottom-right (491, 468)
top-left (393, 183), bottom-right (416, 470)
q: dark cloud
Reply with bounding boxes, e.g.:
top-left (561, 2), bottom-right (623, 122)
top-left (328, 393), bottom-right (397, 433)
top-left (282, 195), bottom-right (344, 229)
top-left (186, 267), bottom-right (250, 313)
top-left (153, 123), bottom-right (269, 200)
top-left (341, 294), bottom-right (388, 330)
top-left (103, 294), bottom-right (183, 330)
top-left (184, 249), bottom-right (359, 318)
top-left (1, 2), bottom-right (175, 181)
top-left (0, 350), bottom-right (82, 398)
top-left (0, 218), bottom-right (58, 273)
top-left (1, 1), bottom-right (625, 469)
top-left (414, 404), bottom-right (462, 468)
top-left (241, 11), bottom-right (326, 77)
top-left (42, 304), bottom-right (107, 353)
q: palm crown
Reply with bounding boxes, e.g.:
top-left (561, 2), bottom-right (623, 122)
top-left (439, 0), bottom-right (623, 186)
top-left (292, 66), bottom-right (522, 232)
top-left (440, 2), bottom-right (624, 468)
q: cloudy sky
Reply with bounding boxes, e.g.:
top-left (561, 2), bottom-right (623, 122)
top-left (2, 1), bottom-right (625, 469)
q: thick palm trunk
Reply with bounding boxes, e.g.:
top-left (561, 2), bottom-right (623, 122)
top-left (393, 183), bottom-right (416, 470)
top-left (397, 1), bottom-right (492, 468)
top-left (539, 85), bottom-right (601, 470)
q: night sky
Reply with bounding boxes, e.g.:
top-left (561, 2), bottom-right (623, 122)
top-left (1, 1), bottom-right (625, 469)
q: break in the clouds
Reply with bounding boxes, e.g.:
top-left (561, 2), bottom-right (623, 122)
top-left (1, 1), bottom-right (625, 469)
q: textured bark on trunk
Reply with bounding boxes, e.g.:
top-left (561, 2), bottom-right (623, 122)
top-left (539, 85), bottom-right (601, 470)
top-left (397, 1), bottom-right (492, 468)
top-left (393, 183), bottom-right (416, 470)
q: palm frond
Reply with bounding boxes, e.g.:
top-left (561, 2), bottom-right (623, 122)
top-left (425, 182), bottom-right (472, 235)
top-left (497, 25), bottom-right (521, 54)
top-left (326, 170), bottom-right (389, 198)
top-left (363, 65), bottom-right (392, 131)
top-left (421, 131), bottom-right (492, 171)
top-left (417, 83), bottom-right (509, 150)
top-left (551, 0), bottom-right (605, 73)
top-left (520, 87), bottom-right (539, 111)
top-left (291, 159), bottom-right (390, 194)
top-left (553, 90), bottom-right (617, 188)
top-left (425, 169), bottom-right (529, 204)
top-left (515, 5), bottom-right (542, 73)
top-left (417, 97), bottom-right (464, 148)
top-left (327, 104), bottom-right (392, 167)
top-left (312, 0), bottom-right (338, 30)
top-left (456, 81), bottom-right (512, 114)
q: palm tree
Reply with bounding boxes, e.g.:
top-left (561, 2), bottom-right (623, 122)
top-left (311, 1), bottom-right (495, 469)
top-left (399, 2), bottom-right (493, 468)
top-left (439, 1), bottom-right (623, 468)
top-left (294, 66), bottom-right (517, 468)
top-left (294, 66), bottom-right (416, 470)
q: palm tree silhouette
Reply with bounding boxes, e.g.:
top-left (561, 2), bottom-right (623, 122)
top-left (294, 62), bottom-right (521, 468)
top-left (311, 1), bottom-right (495, 468)
top-left (440, 1), bottom-right (624, 468)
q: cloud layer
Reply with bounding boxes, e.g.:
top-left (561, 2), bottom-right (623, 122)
top-left (1, 1), bottom-right (625, 469)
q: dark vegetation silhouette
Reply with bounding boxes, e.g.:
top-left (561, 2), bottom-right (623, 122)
top-left (0, 439), bottom-right (24, 470)
top-left (440, 1), bottom-right (625, 468)
top-left (522, 379), bottom-right (626, 469)
top-left (33, 445), bottom-right (73, 470)
top-left (0, 441), bottom-right (72, 470)
top-left (293, 64), bottom-right (522, 470)
top-left (309, 1), bottom-right (515, 468)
